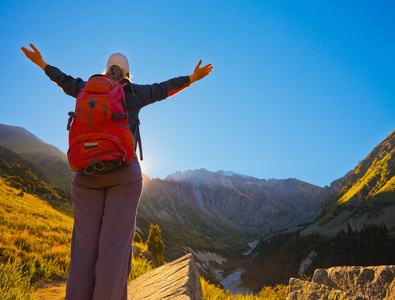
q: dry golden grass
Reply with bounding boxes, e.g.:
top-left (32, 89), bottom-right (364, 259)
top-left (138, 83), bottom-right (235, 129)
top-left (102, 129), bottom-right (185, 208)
top-left (0, 181), bottom-right (73, 280)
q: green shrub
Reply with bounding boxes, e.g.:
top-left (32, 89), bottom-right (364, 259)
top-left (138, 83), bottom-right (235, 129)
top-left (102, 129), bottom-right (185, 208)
top-left (0, 161), bottom-right (10, 170)
top-left (146, 224), bottom-right (165, 266)
top-left (24, 180), bottom-right (35, 194)
top-left (8, 176), bottom-right (23, 185)
top-left (10, 163), bottom-right (21, 169)
top-left (129, 256), bottom-right (155, 283)
top-left (6, 179), bottom-right (22, 190)
top-left (259, 285), bottom-right (287, 299)
top-left (35, 184), bottom-right (56, 197)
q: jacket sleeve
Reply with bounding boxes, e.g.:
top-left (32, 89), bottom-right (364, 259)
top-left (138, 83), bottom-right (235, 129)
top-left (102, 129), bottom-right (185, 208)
top-left (136, 76), bottom-right (191, 108)
top-left (44, 65), bottom-right (86, 98)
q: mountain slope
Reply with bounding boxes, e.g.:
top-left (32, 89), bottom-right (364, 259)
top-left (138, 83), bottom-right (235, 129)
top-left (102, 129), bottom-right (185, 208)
top-left (0, 124), bottom-right (73, 188)
top-left (136, 169), bottom-right (326, 263)
top-left (302, 129), bottom-right (395, 235)
top-left (0, 179), bottom-right (73, 281)
top-left (165, 169), bottom-right (325, 232)
top-left (0, 144), bottom-right (72, 215)
top-left (0, 144), bottom-right (48, 182)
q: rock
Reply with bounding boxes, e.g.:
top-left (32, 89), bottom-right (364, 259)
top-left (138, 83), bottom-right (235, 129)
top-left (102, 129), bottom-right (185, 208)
top-left (311, 269), bottom-right (327, 284)
top-left (132, 244), bottom-right (140, 256)
top-left (312, 265), bottom-right (395, 299)
top-left (127, 253), bottom-right (202, 300)
top-left (298, 250), bottom-right (317, 278)
top-left (286, 278), bottom-right (367, 299)
top-left (387, 279), bottom-right (395, 299)
top-left (141, 249), bottom-right (154, 262)
top-left (287, 265), bottom-right (395, 300)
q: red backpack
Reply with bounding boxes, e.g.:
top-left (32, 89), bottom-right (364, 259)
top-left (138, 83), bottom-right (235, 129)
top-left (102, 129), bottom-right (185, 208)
top-left (66, 75), bottom-right (135, 174)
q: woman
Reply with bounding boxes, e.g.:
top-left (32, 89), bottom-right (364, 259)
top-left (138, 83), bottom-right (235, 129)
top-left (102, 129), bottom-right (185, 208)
top-left (21, 44), bottom-right (213, 300)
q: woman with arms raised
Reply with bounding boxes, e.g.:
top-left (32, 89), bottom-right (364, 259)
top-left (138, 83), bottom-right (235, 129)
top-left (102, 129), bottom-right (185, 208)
top-left (21, 43), bottom-right (212, 300)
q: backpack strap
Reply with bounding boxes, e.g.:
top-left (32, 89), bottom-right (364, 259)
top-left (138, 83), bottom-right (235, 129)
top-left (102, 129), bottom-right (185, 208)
top-left (123, 82), bottom-right (142, 160)
top-left (132, 119), bottom-right (143, 160)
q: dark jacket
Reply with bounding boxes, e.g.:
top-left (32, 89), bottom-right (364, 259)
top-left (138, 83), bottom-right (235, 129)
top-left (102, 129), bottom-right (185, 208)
top-left (44, 65), bottom-right (191, 131)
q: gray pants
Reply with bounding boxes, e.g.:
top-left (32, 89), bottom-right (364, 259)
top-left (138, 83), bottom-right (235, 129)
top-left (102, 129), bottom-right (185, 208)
top-left (65, 158), bottom-right (143, 300)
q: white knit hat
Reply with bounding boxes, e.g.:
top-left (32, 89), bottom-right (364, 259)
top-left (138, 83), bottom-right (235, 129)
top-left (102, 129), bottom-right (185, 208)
top-left (106, 52), bottom-right (129, 73)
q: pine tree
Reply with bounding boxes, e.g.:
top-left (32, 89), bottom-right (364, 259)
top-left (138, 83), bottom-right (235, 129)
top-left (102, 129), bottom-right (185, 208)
top-left (146, 224), bottom-right (164, 266)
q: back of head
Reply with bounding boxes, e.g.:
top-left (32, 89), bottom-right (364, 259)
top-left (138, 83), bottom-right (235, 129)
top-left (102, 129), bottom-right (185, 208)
top-left (105, 53), bottom-right (130, 81)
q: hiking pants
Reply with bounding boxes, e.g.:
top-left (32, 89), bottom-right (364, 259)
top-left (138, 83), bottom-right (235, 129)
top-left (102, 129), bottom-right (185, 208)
top-left (65, 158), bottom-right (143, 300)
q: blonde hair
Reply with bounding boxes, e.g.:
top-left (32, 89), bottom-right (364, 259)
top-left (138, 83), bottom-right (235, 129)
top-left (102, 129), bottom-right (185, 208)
top-left (105, 65), bottom-right (130, 82)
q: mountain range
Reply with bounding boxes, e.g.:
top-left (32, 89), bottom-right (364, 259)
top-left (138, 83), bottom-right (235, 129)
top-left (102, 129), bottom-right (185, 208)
top-left (136, 169), bottom-right (329, 264)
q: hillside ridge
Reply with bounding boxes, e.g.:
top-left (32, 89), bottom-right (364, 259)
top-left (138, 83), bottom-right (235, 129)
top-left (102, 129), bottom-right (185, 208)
top-left (0, 123), bottom-right (73, 188)
top-left (302, 129), bottom-right (395, 236)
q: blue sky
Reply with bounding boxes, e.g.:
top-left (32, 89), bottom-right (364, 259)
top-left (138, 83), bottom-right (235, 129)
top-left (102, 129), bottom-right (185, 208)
top-left (1, 0), bottom-right (394, 187)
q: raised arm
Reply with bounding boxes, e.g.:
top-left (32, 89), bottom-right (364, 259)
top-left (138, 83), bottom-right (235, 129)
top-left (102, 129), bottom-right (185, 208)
top-left (189, 60), bottom-right (213, 84)
top-left (21, 44), bottom-right (48, 71)
top-left (21, 43), bottom-right (85, 98)
top-left (137, 60), bottom-right (214, 107)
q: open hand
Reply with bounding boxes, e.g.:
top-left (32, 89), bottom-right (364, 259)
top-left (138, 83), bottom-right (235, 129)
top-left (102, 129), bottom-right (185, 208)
top-left (190, 60), bottom-right (213, 83)
top-left (21, 44), bottom-right (47, 70)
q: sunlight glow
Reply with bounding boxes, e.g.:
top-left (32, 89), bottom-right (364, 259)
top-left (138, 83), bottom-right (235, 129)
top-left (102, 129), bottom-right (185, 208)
top-left (139, 159), bottom-right (151, 178)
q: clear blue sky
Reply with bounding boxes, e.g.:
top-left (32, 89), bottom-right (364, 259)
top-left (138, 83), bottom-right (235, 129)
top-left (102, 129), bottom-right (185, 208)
top-left (1, 0), bottom-right (394, 187)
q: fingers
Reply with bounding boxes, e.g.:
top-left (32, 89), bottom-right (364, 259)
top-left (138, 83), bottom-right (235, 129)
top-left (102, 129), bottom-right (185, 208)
top-left (196, 61), bottom-right (213, 73)
top-left (202, 63), bottom-right (213, 75)
top-left (190, 60), bottom-right (213, 83)
top-left (21, 46), bottom-right (32, 56)
top-left (21, 44), bottom-right (39, 55)
top-left (194, 60), bottom-right (202, 73)
top-left (196, 61), bottom-right (213, 79)
top-left (21, 45), bottom-right (34, 55)
top-left (30, 43), bottom-right (39, 53)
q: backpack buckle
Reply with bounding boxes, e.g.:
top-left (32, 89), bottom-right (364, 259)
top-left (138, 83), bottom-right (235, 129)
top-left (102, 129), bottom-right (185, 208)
top-left (67, 111), bottom-right (75, 131)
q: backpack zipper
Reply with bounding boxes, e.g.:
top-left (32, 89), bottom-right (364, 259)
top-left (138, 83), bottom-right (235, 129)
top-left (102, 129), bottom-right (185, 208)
top-left (87, 98), bottom-right (98, 128)
top-left (103, 102), bottom-right (108, 126)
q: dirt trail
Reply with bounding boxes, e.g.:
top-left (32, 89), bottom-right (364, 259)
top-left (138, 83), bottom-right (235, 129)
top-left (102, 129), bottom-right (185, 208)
top-left (33, 280), bottom-right (66, 300)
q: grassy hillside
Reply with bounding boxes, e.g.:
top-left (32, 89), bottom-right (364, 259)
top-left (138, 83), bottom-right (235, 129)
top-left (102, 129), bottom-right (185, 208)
top-left (317, 129), bottom-right (395, 225)
top-left (0, 145), bottom-right (48, 182)
top-left (0, 180), bottom-right (73, 280)
top-left (0, 124), bottom-right (73, 189)
top-left (0, 145), bottom-right (72, 216)
top-left (0, 178), bottom-right (73, 298)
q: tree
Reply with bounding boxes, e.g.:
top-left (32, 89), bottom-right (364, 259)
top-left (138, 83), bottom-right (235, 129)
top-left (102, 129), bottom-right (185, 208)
top-left (0, 161), bottom-right (10, 170)
top-left (11, 162), bottom-right (21, 169)
top-left (24, 180), bottom-right (35, 194)
top-left (146, 224), bottom-right (164, 266)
